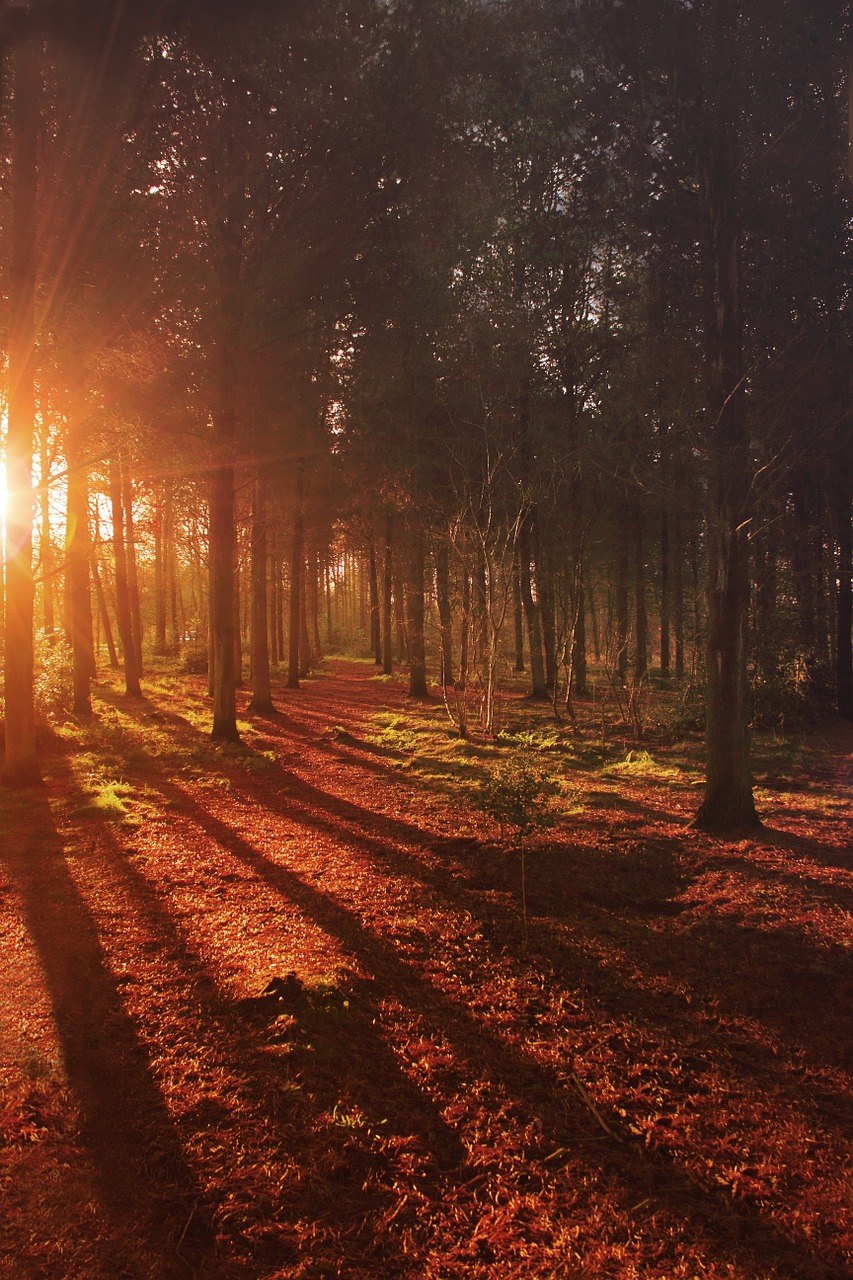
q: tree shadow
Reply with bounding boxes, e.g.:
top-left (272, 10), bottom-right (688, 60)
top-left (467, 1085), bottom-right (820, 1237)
top-left (1, 789), bottom-right (214, 1280)
top-left (756, 824), bottom-right (853, 873)
top-left (138, 764), bottom-right (846, 1280)
top-left (85, 684), bottom-right (849, 1275)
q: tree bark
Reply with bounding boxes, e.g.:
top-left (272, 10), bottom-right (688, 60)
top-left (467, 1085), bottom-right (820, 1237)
top-left (673, 509), bottom-right (685, 680)
top-left (39, 420), bottom-right (55, 638)
top-left (633, 501), bottom-right (648, 681)
top-left (836, 432), bottom-right (853, 719)
top-left (435, 538), bottom-right (454, 686)
top-left (122, 466), bottom-right (143, 676)
top-left (534, 514), bottom-right (557, 694)
top-left (165, 481), bottom-right (180, 653)
top-left (368, 535), bottom-right (381, 664)
top-left (382, 512), bottom-right (394, 673)
top-left (660, 501), bottom-right (671, 678)
top-left (92, 555), bottom-right (118, 669)
top-left (248, 471), bottom-right (273, 713)
top-left (407, 526), bottom-right (428, 698)
top-left (615, 510), bottom-right (629, 683)
top-left (3, 14), bottom-right (40, 784)
top-left (153, 481), bottom-right (167, 654)
top-left (287, 460), bottom-right (305, 689)
top-left (65, 435), bottom-right (94, 717)
top-left (208, 226), bottom-right (241, 742)
top-left (109, 458), bottom-right (141, 697)
top-left (519, 512), bottom-right (547, 698)
top-left (512, 550), bottom-right (524, 671)
top-left (233, 562), bottom-right (243, 690)
top-left (694, 0), bottom-right (758, 830)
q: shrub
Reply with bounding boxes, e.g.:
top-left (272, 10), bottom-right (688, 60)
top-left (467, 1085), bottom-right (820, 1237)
top-left (478, 751), bottom-right (560, 843)
top-left (34, 635), bottom-right (74, 721)
top-left (180, 644), bottom-right (209, 675)
top-left (476, 751), bottom-right (560, 943)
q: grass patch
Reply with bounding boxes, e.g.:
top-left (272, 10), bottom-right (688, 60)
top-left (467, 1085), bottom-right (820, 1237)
top-left (602, 749), bottom-right (684, 782)
top-left (364, 713), bottom-right (419, 754)
top-left (81, 779), bottom-right (135, 822)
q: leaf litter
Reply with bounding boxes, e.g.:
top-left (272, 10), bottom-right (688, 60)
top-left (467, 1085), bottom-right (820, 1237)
top-left (0, 659), bottom-right (850, 1279)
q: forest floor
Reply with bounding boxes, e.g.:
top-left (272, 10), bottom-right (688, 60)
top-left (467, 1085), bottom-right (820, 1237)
top-left (0, 657), bottom-right (851, 1280)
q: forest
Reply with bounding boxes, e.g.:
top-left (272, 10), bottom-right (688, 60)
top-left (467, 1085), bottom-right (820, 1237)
top-left (0, 1), bottom-right (851, 1278)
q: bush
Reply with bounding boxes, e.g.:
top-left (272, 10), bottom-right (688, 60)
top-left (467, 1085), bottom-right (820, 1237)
top-left (750, 678), bottom-right (827, 732)
top-left (477, 751), bottom-right (559, 843)
top-left (180, 643), bottom-right (209, 675)
top-left (34, 635), bottom-right (74, 721)
top-left (477, 750), bottom-right (561, 944)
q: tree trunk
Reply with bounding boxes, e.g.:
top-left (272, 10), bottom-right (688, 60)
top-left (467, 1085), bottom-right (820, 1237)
top-left (310, 546), bottom-right (321, 659)
top-left (208, 227), bottom-right (241, 742)
top-left (512, 550), bottom-right (524, 671)
top-left (534, 515), bottom-right (557, 694)
top-left (287, 460), bottom-right (305, 689)
top-left (394, 566), bottom-right (407, 662)
top-left (109, 458), bottom-right (141, 697)
top-left (299, 572), bottom-right (311, 679)
top-left (153, 481), bottom-right (167, 654)
top-left (633, 501), bottom-right (648, 681)
top-left (382, 512), bottom-right (393, 673)
top-left (39, 420), bottom-right (55, 638)
top-left (407, 525), bottom-right (427, 698)
top-left (615, 510), bottom-right (629, 683)
top-left (65, 436), bottom-right (94, 717)
top-left (368, 536), bottom-right (381, 664)
top-left (233, 562), bottom-right (243, 690)
top-left (435, 538), bottom-right (454, 686)
top-left (660, 500), bottom-right (671, 677)
top-left (694, 0), bottom-right (758, 830)
top-left (92, 555), bottom-right (118, 669)
top-left (122, 467), bottom-right (144, 676)
top-left (459, 565), bottom-right (471, 692)
top-left (673, 509), bottom-right (685, 680)
top-left (836, 432), bottom-right (853, 719)
top-left (248, 471), bottom-right (273, 713)
top-left (588, 576), bottom-right (601, 662)
top-left (2, 15), bottom-right (40, 784)
top-left (165, 482), bottom-right (180, 653)
top-left (519, 512), bottom-right (547, 698)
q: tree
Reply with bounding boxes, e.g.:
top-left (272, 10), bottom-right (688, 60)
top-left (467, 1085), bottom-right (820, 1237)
top-left (2, 8), bottom-right (40, 785)
top-left (692, 0), bottom-right (759, 831)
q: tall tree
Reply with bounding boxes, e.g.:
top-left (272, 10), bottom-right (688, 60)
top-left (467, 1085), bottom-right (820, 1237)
top-left (693, 0), bottom-right (759, 831)
top-left (2, 9), bottom-right (40, 785)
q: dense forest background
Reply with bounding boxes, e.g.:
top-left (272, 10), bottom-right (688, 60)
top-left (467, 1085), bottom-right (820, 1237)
top-left (1, 0), bottom-right (850, 827)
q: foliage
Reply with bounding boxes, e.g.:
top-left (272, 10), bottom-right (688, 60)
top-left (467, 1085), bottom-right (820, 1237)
top-left (603, 750), bottom-right (683, 783)
top-left (477, 750), bottom-right (560, 845)
top-left (33, 636), bottom-right (74, 722)
top-left (179, 644), bottom-right (209, 676)
top-left (750, 679), bottom-right (827, 733)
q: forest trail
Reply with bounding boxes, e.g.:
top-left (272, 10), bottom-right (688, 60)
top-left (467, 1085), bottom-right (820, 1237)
top-left (1, 660), bottom-right (851, 1280)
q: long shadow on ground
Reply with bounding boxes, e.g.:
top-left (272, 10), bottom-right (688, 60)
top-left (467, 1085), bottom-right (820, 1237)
top-left (138, 755), bottom-right (847, 1280)
top-left (2, 789), bottom-right (214, 1280)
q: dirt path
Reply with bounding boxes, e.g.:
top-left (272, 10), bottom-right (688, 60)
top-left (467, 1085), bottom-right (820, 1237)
top-left (1, 660), bottom-right (851, 1279)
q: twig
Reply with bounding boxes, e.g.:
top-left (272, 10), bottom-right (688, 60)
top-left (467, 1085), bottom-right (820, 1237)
top-left (569, 1072), bottom-right (622, 1143)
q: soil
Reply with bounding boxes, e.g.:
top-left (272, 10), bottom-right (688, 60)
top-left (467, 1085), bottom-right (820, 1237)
top-left (1, 659), bottom-right (851, 1279)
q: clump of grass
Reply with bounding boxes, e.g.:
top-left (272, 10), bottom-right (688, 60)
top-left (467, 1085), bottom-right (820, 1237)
top-left (603, 749), bottom-right (682, 782)
top-left (498, 727), bottom-right (563, 753)
top-left (364, 713), bottom-right (419, 754)
top-left (84, 780), bottom-right (135, 821)
top-left (242, 750), bottom-right (277, 774)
